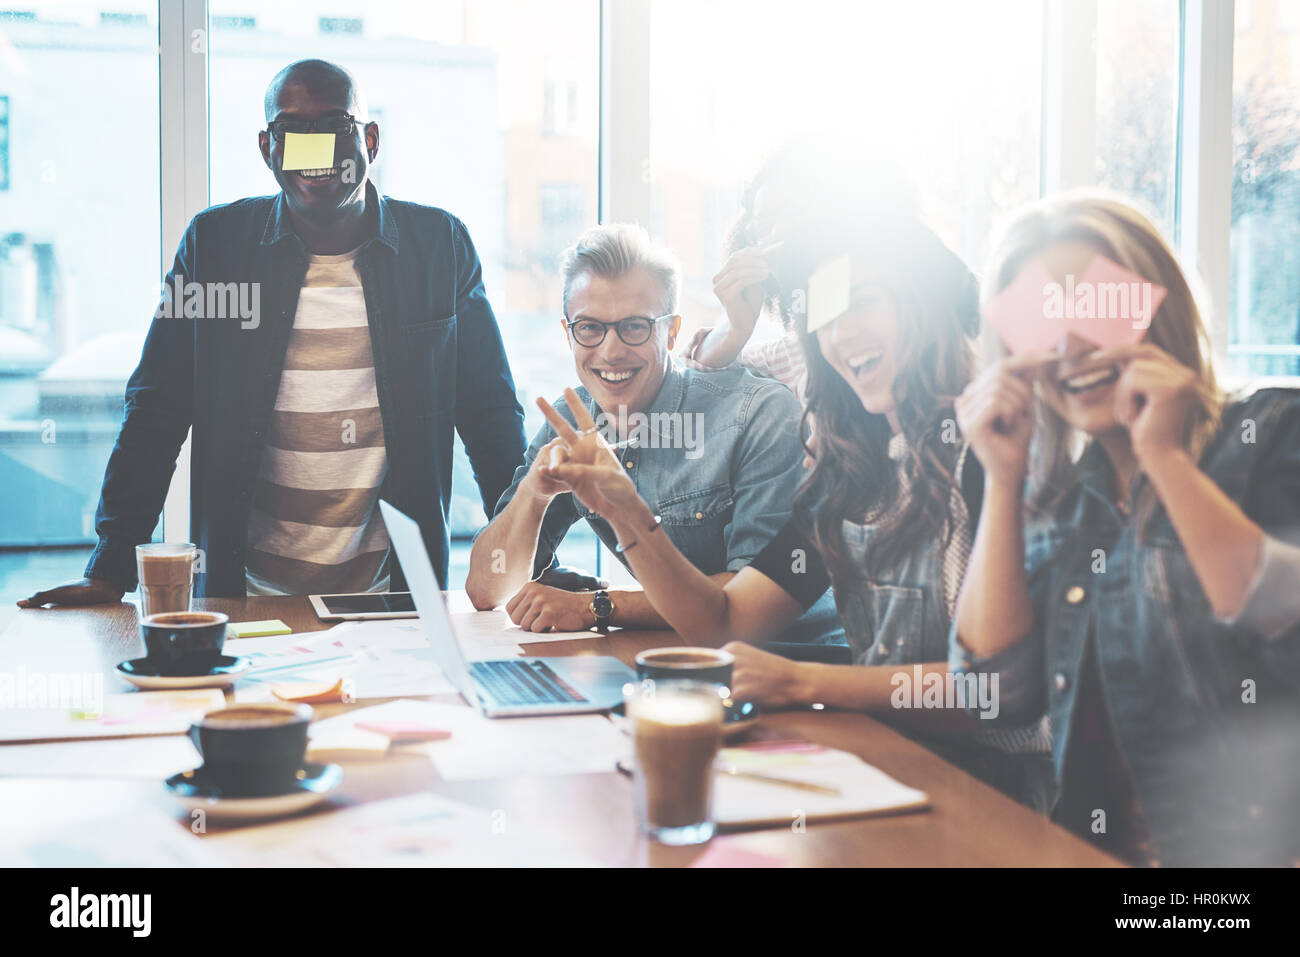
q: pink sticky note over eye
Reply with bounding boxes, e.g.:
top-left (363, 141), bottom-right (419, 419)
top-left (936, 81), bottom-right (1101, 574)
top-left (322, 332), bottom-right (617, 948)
top-left (1064, 256), bottom-right (1167, 348)
top-left (981, 258), bottom-right (1067, 356)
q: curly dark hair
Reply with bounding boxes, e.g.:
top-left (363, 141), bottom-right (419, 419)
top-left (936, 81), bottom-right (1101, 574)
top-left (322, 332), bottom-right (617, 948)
top-left (776, 213), bottom-right (981, 589)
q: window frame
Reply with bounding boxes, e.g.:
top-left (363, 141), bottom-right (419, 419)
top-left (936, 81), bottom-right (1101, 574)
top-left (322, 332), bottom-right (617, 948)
top-left (156, 0), bottom-right (1260, 559)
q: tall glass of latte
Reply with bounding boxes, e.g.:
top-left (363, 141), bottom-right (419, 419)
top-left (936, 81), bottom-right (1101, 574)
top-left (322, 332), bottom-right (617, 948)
top-left (625, 679), bottom-right (724, 845)
top-left (135, 543), bottom-right (197, 617)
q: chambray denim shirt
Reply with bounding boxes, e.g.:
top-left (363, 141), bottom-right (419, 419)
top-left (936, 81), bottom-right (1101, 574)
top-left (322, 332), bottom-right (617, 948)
top-left (951, 388), bottom-right (1300, 866)
top-left (493, 362), bottom-right (805, 578)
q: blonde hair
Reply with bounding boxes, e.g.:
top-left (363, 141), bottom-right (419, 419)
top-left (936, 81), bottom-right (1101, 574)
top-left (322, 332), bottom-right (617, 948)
top-left (560, 223), bottom-right (681, 319)
top-left (982, 190), bottom-right (1224, 518)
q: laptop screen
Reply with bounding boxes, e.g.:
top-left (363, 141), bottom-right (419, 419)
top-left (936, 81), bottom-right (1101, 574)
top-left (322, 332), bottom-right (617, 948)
top-left (377, 500), bottom-right (482, 713)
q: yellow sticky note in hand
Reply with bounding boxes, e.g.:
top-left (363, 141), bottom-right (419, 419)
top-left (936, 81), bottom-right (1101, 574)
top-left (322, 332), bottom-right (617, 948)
top-left (282, 132), bottom-right (336, 171)
top-left (806, 255), bottom-right (853, 333)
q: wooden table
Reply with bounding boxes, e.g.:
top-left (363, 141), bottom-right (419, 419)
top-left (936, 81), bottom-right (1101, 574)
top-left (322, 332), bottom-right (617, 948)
top-left (0, 595), bottom-right (1119, 867)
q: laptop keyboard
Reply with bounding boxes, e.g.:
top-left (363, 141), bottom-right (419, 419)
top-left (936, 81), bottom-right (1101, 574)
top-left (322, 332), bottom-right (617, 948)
top-left (471, 659), bottom-right (590, 707)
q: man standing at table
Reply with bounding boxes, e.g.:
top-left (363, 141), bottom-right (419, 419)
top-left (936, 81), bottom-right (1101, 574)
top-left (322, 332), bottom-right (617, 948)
top-left (466, 223), bottom-right (805, 631)
top-left (20, 59), bottom-right (525, 606)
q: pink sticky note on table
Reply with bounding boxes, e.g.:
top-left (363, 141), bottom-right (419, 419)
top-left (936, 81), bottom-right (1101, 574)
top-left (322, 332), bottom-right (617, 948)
top-left (981, 258), bottom-right (1067, 355)
top-left (690, 841), bottom-right (786, 868)
top-left (1065, 256), bottom-right (1166, 348)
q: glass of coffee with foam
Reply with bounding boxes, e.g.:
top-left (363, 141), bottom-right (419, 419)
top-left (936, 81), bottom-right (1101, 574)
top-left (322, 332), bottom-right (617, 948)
top-left (135, 542), bottom-right (197, 617)
top-left (625, 679), bottom-right (725, 845)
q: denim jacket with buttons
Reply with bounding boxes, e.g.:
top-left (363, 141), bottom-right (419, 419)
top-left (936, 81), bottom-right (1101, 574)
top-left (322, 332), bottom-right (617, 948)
top-left (492, 362), bottom-right (805, 578)
top-left (85, 181), bottom-right (527, 596)
top-left (952, 387), bottom-right (1300, 866)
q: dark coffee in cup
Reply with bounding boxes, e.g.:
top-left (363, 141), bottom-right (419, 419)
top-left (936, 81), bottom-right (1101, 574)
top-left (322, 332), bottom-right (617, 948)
top-left (140, 611), bottom-right (228, 674)
top-left (188, 703), bottom-right (313, 794)
top-left (635, 647), bottom-right (735, 687)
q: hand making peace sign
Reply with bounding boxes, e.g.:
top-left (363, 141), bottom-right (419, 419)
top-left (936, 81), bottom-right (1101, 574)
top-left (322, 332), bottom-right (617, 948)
top-left (535, 388), bottom-right (645, 518)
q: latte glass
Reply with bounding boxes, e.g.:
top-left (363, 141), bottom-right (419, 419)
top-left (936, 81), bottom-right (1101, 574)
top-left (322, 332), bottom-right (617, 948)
top-left (625, 679), bottom-right (725, 845)
top-left (135, 543), bottom-right (196, 617)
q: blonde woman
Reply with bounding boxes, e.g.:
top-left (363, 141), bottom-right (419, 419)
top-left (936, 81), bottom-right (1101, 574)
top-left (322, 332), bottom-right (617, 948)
top-left (954, 191), bottom-right (1300, 866)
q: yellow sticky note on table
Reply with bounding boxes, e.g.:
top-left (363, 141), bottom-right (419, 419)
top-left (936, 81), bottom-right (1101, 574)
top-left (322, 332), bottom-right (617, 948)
top-left (282, 132), bottom-right (336, 171)
top-left (806, 254), bottom-right (852, 333)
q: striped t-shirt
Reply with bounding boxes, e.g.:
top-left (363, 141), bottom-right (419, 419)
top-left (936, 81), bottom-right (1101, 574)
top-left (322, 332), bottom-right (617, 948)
top-left (245, 247), bottom-right (391, 596)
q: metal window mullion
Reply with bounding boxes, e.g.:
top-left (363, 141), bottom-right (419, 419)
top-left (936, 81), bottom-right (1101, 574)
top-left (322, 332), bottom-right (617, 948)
top-left (1176, 0), bottom-right (1234, 362)
top-left (158, 0), bottom-right (209, 543)
top-left (598, 0), bottom-right (650, 225)
top-left (594, 0), bottom-right (651, 576)
top-left (1040, 0), bottom-right (1098, 196)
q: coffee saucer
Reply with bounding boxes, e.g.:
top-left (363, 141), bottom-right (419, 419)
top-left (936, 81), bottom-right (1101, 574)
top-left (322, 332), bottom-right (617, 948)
top-left (164, 761), bottom-right (343, 822)
top-left (115, 654), bottom-right (251, 690)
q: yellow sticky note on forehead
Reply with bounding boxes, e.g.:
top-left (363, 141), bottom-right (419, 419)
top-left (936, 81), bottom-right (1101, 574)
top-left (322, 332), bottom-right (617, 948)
top-left (282, 132), bottom-right (337, 171)
top-left (805, 255), bottom-right (852, 333)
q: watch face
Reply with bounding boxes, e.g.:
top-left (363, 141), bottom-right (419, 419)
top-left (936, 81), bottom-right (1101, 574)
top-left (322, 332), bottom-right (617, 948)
top-left (592, 594), bottom-right (613, 617)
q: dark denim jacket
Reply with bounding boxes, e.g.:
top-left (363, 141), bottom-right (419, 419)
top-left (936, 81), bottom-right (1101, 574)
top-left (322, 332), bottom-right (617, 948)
top-left (86, 182), bottom-right (526, 595)
top-left (953, 388), bottom-right (1300, 865)
top-left (492, 362), bottom-right (805, 577)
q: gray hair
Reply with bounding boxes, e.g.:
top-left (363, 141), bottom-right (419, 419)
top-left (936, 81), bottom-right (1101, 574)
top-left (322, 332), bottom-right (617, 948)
top-left (560, 223), bottom-right (680, 319)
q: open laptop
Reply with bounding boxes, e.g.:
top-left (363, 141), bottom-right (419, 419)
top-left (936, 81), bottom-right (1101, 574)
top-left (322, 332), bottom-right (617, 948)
top-left (380, 500), bottom-right (635, 717)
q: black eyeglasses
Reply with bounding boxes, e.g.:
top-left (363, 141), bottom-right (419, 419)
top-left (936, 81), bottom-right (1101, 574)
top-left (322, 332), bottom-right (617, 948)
top-left (565, 314), bottom-right (674, 347)
top-left (266, 113), bottom-right (362, 140)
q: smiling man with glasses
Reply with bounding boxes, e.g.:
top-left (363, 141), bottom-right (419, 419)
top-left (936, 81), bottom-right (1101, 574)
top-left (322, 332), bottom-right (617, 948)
top-left (467, 223), bottom-right (805, 632)
top-left (19, 59), bottom-right (526, 608)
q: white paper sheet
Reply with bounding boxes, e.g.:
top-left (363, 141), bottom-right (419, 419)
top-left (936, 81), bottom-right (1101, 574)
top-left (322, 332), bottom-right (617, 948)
top-left (231, 622), bottom-right (455, 702)
top-left (0, 688), bottom-right (225, 743)
top-left (712, 745), bottom-right (930, 827)
top-left (206, 791), bottom-right (600, 867)
top-left (0, 780), bottom-right (215, 866)
top-left (310, 699), bottom-right (631, 780)
top-left (0, 734), bottom-right (200, 780)
top-left (448, 609), bottom-right (598, 647)
top-left (408, 700), bottom-right (631, 780)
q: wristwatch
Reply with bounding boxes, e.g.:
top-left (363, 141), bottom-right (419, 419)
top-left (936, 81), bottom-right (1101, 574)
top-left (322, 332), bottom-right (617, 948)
top-left (589, 590), bottom-right (615, 633)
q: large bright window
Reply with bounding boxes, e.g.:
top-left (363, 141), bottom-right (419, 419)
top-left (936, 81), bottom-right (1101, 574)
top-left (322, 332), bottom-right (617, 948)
top-left (0, 3), bottom-right (161, 606)
top-left (1230, 0), bottom-right (1300, 377)
top-left (647, 0), bottom-right (1042, 334)
top-left (4, 1), bottom-right (1300, 614)
top-left (621, 0), bottom-right (1043, 589)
